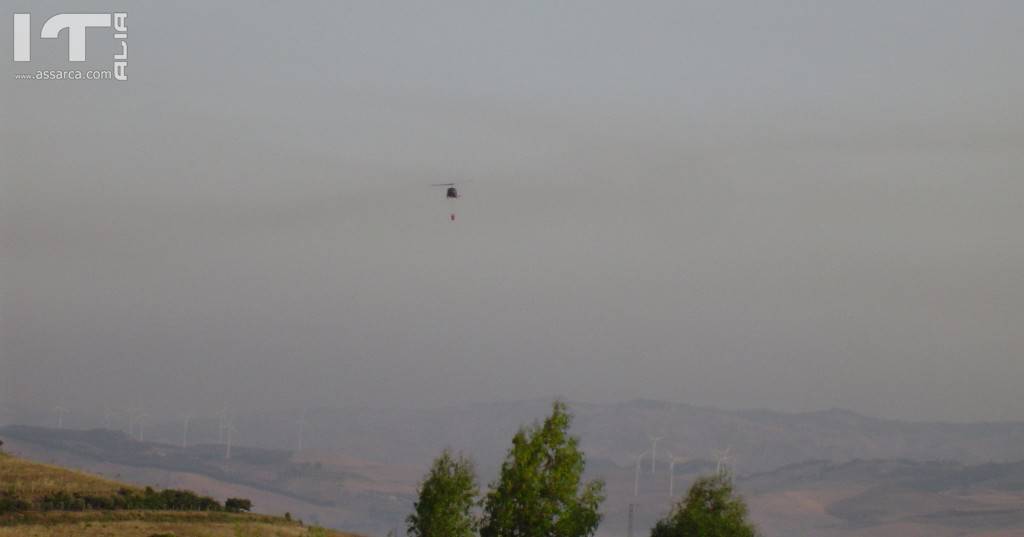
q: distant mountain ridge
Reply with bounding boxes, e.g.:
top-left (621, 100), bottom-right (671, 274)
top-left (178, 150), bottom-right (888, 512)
top-left (232, 399), bottom-right (1024, 474)
top-left (7, 400), bottom-right (1024, 475)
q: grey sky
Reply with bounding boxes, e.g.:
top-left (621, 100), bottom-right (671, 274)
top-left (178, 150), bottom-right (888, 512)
top-left (2, 1), bottom-right (1023, 422)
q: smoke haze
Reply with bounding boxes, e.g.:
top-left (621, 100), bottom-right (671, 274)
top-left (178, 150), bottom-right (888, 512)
top-left (2, 1), bottom-right (1023, 423)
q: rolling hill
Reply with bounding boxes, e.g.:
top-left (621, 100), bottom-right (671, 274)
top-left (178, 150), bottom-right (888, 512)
top-left (0, 449), bottom-right (360, 537)
top-left (0, 427), bottom-right (407, 535)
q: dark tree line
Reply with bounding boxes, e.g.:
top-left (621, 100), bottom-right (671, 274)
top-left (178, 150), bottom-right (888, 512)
top-left (0, 486), bottom-right (252, 515)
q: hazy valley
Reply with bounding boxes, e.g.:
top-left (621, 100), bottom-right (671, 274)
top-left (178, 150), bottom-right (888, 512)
top-left (4, 399), bottom-right (1024, 536)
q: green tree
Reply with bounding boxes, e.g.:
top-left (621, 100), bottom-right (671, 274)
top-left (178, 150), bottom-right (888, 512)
top-left (407, 449), bottom-right (479, 537)
top-left (650, 472), bottom-right (758, 537)
top-left (480, 400), bottom-right (605, 537)
top-left (225, 497), bottom-right (253, 513)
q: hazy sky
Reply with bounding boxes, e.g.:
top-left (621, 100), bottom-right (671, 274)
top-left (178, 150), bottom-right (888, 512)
top-left (2, 1), bottom-right (1023, 422)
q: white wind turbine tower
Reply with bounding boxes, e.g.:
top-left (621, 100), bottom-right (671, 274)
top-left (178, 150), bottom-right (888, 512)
top-left (53, 406), bottom-right (69, 429)
top-left (629, 449), bottom-right (649, 537)
top-left (216, 406), bottom-right (230, 444)
top-left (633, 450), bottom-right (649, 497)
top-left (647, 434), bottom-right (663, 474)
top-left (666, 450), bottom-right (688, 498)
top-left (224, 417), bottom-right (237, 460)
top-left (180, 413), bottom-right (192, 448)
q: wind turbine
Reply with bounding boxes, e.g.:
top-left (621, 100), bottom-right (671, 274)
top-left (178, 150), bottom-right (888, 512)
top-left (633, 450), bottom-right (649, 497)
top-left (136, 412), bottom-right (149, 442)
top-left (647, 434), bottom-right (663, 474)
top-left (224, 417), bottom-right (237, 460)
top-left (180, 413), bottom-right (192, 448)
top-left (628, 448), bottom-right (648, 537)
top-left (53, 406), bottom-right (69, 429)
top-left (124, 408), bottom-right (134, 436)
top-left (216, 406), bottom-right (230, 444)
top-left (666, 450), bottom-right (688, 498)
top-left (713, 446), bottom-right (733, 476)
top-left (126, 407), bottom-right (144, 439)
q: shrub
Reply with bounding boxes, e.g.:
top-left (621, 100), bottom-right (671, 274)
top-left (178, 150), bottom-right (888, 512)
top-left (0, 491), bottom-right (30, 514)
top-left (225, 498), bottom-right (253, 513)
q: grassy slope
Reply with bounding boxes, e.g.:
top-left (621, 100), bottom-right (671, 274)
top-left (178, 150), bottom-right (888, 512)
top-left (0, 451), bottom-right (133, 502)
top-left (0, 452), bottom-right (360, 537)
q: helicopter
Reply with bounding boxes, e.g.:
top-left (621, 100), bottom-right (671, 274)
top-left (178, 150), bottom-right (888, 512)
top-left (430, 183), bottom-right (460, 221)
top-left (432, 183), bottom-right (460, 199)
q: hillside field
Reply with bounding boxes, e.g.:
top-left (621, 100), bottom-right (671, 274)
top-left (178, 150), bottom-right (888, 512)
top-left (0, 452), bottom-right (360, 537)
